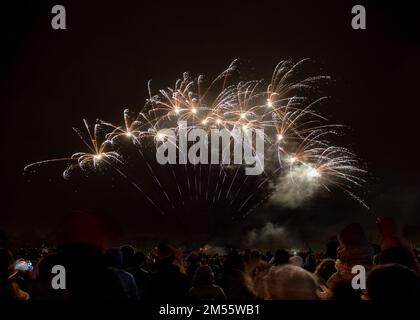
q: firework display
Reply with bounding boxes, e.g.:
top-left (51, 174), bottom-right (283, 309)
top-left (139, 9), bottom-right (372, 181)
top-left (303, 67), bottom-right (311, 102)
top-left (24, 59), bottom-right (367, 218)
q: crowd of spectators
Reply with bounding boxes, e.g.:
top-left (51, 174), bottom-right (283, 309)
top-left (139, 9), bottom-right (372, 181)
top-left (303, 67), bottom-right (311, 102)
top-left (1, 213), bottom-right (419, 301)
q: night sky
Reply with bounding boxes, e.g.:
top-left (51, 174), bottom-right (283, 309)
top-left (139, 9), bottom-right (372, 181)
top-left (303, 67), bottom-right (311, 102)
top-left (1, 0), bottom-right (419, 248)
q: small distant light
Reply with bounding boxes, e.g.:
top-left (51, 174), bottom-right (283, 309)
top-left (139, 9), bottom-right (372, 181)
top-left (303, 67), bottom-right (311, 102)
top-left (202, 119), bottom-right (207, 125)
top-left (126, 132), bottom-right (132, 137)
top-left (175, 107), bottom-right (180, 114)
top-left (94, 154), bottom-right (102, 160)
top-left (267, 99), bottom-right (273, 108)
top-left (289, 156), bottom-right (297, 164)
top-left (216, 119), bottom-right (222, 125)
top-left (240, 113), bottom-right (246, 119)
top-left (191, 108), bottom-right (197, 114)
top-left (277, 134), bottom-right (283, 141)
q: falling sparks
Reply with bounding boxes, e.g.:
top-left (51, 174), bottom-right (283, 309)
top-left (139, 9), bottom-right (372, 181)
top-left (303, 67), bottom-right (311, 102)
top-left (24, 59), bottom-right (368, 217)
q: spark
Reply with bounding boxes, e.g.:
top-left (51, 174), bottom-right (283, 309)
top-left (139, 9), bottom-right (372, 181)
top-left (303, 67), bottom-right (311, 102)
top-left (25, 59), bottom-right (367, 217)
top-left (305, 166), bottom-right (321, 179)
top-left (156, 132), bottom-right (165, 141)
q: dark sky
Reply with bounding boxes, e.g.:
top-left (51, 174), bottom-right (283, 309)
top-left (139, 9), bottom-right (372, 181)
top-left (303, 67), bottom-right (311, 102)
top-left (1, 0), bottom-right (419, 248)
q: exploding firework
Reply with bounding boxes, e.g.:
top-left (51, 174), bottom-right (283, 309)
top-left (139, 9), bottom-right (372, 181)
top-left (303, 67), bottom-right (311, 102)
top-left (24, 59), bottom-right (367, 223)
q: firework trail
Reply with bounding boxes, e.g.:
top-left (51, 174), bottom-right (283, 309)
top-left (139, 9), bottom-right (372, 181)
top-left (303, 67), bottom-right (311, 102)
top-left (24, 59), bottom-right (367, 218)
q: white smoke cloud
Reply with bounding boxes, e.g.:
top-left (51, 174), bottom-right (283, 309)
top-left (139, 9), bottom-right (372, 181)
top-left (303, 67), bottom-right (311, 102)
top-left (246, 222), bottom-right (295, 249)
top-left (268, 165), bottom-right (322, 208)
top-left (202, 244), bottom-right (226, 255)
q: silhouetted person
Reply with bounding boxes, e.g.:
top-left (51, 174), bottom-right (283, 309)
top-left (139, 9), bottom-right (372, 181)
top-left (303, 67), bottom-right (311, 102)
top-left (120, 245), bottom-right (135, 270)
top-left (47, 212), bottom-right (129, 300)
top-left (315, 258), bottom-right (336, 285)
top-left (264, 264), bottom-right (319, 300)
top-left (325, 236), bottom-right (339, 260)
top-left (220, 252), bottom-right (256, 299)
top-left (378, 218), bottom-right (420, 274)
top-left (327, 223), bottom-right (373, 290)
top-left (126, 251), bottom-right (149, 299)
top-left (105, 248), bottom-right (139, 300)
top-left (273, 249), bottom-right (290, 266)
top-left (190, 265), bottom-right (226, 300)
top-left (366, 263), bottom-right (420, 300)
top-left (304, 254), bottom-right (317, 272)
top-left (144, 242), bottom-right (189, 301)
top-left (186, 252), bottom-right (200, 285)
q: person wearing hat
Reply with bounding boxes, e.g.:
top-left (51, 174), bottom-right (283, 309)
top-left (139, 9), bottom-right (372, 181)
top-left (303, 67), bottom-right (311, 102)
top-left (326, 223), bottom-right (374, 291)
